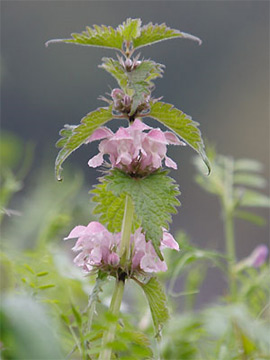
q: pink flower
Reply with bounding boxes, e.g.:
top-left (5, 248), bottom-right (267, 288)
top-left (64, 221), bottom-right (120, 272)
top-left (64, 221), bottom-right (179, 274)
top-left (131, 228), bottom-right (179, 273)
top-left (87, 119), bottom-right (185, 175)
top-left (246, 245), bottom-right (269, 268)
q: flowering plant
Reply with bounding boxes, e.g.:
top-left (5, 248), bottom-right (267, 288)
top-left (46, 18), bottom-right (209, 358)
top-left (1, 13), bottom-right (269, 360)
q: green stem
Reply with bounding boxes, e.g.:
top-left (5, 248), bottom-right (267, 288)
top-left (98, 279), bottom-right (125, 360)
top-left (223, 156), bottom-right (237, 300)
top-left (98, 195), bottom-right (133, 360)
top-left (119, 195), bottom-right (134, 267)
top-left (224, 210), bottom-right (237, 300)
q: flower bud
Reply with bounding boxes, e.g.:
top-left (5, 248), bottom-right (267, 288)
top-left (123, 95), bottom-right (131, 107)
top-left (111, 88), bottom-right (124, 100)
top-left (125, 58), bottom-right (133, 70)
top-left (248, 244), bottom-right (268, 268)
top-left (108, 252), bottom-right (120, 266)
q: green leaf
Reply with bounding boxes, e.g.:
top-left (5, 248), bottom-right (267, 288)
top-left (55, 106), bottom-right (113, 180)
top-left (100, 58), bottom-right (164, 115)
top-left (135, 277), bottom-right (169, 339)
top-left (36, 271), bottom-right (49, 277)
top-left (91, 183), bottom-right (140, 233)
top-left (100, 58), bottom-right (128, 89)
top-left (234, 173), bottom-right (267, 188)
top-left (46, 19), bottom-right (201, 51)
top-left (237, 189), bottom-right (270, 208)
top-left (46, 24), bottom-right (124, 50)
top-left (88, 271), bottom-right (108, 307)
top-left (133, 22), bottom-right (202, 49)
top-left (71, 303), bottom-right (82, 328)
top-left (37, 284), bottom-right (55, 290)
top-left (119, 18), bottom-right (142, 42)
top-left (106, 169), bottom-right (180, 259)
top-left (149, 101), bottom-right (210, 173)
top-left (234, 210), bottom-right (266, 226)
top-left (234, 158), bottom-right (264, 173)
top-left (128, 61), bottom-right (163, 115)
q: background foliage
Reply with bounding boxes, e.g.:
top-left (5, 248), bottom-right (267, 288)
top-left (1, 134), bottom-right (269, 359)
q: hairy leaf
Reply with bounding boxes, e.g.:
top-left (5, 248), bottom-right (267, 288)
top-left (46, 24), bottom-right (123, 50)
top-left (135, 277), bottom-right (169, 339)
top-left (149, 101), bottom-right (210, 173)
top-left (91, 183), bottom-right (140, 233)
top-left (128, 61), bottom-right (163, 115)
top-left (46, 18), bottom-right (201, 51)
top-left (106, 169), bottom-right (180, 259)
top-left (100, 58), bottom-right (163, 114)
top-left (55, 106), bottom-right (113, 180)
top-left (100, 58), bottom-right (128, 89)
top-left (119, 18), bottom-right (142, 42)
top-left (133, 22), bottom-right (202, 49)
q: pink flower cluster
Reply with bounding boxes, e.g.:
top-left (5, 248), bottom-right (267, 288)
top-left (64, 221), bottom-right (179, 273)
top-left (87, 119), bottom-right (185, 175)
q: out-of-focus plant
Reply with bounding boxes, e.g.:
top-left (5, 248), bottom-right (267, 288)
top-left (0, 132), bottom-right (34, 224)
top-left (1, 17), bottom-right (269, 360)
top-left (194, 148), bottom-right (270, 301)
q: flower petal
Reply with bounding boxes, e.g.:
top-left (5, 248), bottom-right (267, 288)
top-left (64, 225), bottom-right (86, 240)
top-left (165, 156), bottom-right (177, 169)
top-left (161, 230), bottom-right (179, 251)
top-left (88, 153), bottom-right (104, 168)
top-left (86, 127), bottom-right (113, 143)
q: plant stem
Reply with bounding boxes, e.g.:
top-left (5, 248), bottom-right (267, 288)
top-left (119, 195), bottom-right (134, 266)
top-left (98, 195), bottom-right (133, 360)
top-left (223, 157), bottom-right (237, 300)
top-left (224, 209), bottom-right (237, 300)
top-left (98, 278), bottom-right (125, 360)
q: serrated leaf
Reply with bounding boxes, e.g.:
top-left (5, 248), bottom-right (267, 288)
top-left (128, 61), bottom-right (163, 115)
top-left (100, 58), bottom-right (128, 89)
top-left (135, 277), bottom-right (169, 339)
top-left (133, 22), bottom-right (202, 49)
top-left (46, 19), bottom-right (201, 51)
top-left (91, 183), bottom-right (140, 233)
top-left (100, 58), bottom-right (163, 115)
top-left (46, 24), bottom-right (123, 50)
top-left (106, 169), bottom-right (180, 259)
top-left (119, 18), bottom-right (141, 42)
top-left (56, 125), bottom-right (77, 149)
top-left (149, 101), bottom-right (210, 173)
top-left (55, 106), bottom-right (113, 180)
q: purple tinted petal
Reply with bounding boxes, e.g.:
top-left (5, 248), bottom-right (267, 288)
top-left (88, 153), bottom-right (104, 168)
top-left (165, 156), bottom-right (177, 169)
top-left (86, 127), bottom-right (113, 143)
top-left (64, 225), bottom-right (86, 240)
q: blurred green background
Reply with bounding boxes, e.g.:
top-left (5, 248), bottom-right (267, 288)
top-left (1, 1), bottom-right (269, 306)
